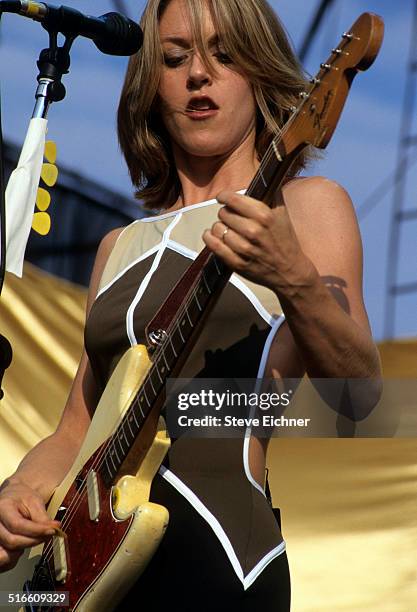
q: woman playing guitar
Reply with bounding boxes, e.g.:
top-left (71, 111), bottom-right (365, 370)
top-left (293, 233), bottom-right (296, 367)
top-left (0, 1), bottom-right (382, 610)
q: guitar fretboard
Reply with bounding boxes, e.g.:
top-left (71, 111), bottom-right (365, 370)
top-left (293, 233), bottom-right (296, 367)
top-left (100, 253), bottom-right (228, 485)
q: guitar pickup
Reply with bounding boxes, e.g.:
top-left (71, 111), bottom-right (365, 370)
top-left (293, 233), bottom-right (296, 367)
top-left (87, 470), bottom-right (101, 521)
top-left (52, 534), bottom-right (68, 583)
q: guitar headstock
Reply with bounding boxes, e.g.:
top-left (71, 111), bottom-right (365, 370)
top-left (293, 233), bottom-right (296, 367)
top-left (281, 13), bottom-right (384, 153)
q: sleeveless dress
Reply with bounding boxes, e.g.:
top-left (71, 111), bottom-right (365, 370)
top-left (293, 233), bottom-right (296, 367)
top-left (84, 195), bottom-right (291, 611)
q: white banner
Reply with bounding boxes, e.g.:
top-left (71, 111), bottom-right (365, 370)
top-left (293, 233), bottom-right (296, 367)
top-left (5, 118), bottom-right (48, 277)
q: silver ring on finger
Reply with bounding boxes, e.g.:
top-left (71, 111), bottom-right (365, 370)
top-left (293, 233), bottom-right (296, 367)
top-left (221, 226), bottom-right (229, 242)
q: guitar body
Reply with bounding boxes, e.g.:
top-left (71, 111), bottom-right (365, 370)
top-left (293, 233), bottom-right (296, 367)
top-left (22, 345), bottom-right (170, 611)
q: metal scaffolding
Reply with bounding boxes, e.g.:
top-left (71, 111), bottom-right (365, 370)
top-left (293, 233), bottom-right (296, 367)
top-left (384, 0), bottom-right (417, 339)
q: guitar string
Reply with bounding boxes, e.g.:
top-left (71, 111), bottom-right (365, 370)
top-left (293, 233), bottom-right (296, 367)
top-left (38, 62), bottom-right (336, 567)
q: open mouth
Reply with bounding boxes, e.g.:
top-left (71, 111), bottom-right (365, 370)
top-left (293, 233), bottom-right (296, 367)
top-left (186, 96), bottom-right (219, 114)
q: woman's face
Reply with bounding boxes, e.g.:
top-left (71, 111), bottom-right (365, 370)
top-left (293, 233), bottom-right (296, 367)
top-left (157, 0), bottom-right (257, 160)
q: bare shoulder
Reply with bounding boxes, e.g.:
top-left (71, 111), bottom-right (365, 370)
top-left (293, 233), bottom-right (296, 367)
top-left (281, 175), bottom-right (361, 263)
top-left (95, 227), bottom-right (125, 262)
top-left (87, 227), bottom-right (125, 312)
top-left (283, 175), bottom-right (355, 219)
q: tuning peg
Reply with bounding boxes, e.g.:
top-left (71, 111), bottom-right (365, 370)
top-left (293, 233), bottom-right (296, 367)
top-left (32, 211), bottom-right (51, 235)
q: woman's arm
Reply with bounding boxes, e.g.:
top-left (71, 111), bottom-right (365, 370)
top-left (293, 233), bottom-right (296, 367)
top-left (203, 177), bottom-right (382, 417)
top-left (0, 227), bottom-right (123, 571)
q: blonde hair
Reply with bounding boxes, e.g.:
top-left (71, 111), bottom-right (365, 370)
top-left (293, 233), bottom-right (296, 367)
top-left (118, 0), bottom-right (311, 210)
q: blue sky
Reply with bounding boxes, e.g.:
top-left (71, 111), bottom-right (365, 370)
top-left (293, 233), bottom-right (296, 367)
top-left (0, 0), bottom-right (415, 341)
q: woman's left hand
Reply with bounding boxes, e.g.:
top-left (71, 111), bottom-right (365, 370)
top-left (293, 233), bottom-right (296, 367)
top-left (202, 190), bottom-right (314, 295)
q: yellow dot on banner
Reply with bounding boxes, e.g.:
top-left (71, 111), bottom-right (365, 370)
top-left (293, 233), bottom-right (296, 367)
top-left (44, 140), bottom-right (57, 164)
top-left (41, 163), bottom-right (58, 187)
top-left (36, 187), bottom-right (51, 211)
top-left (32, 212), bottom-right (51, 235)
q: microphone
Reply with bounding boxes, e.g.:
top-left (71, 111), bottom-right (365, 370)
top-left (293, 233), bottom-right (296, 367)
top-left (0, 1), bottom-right (143, 56)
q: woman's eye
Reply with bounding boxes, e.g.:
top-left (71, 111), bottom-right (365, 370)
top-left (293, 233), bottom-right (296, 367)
top-left (163, 54), bottom-right (186, 67)
top-left (214, 52), bottom-right (233, 65)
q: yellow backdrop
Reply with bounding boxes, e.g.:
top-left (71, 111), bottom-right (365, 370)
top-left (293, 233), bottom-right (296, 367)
top-left (0, 264), bottom-right (416, 611)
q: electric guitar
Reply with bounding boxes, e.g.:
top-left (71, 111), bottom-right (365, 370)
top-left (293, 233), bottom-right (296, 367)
top-left (14, 13), bottom-right (383, 611)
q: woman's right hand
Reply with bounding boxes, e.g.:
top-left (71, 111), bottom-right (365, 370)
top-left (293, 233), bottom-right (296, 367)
top-left (0, 480), bottom-right (61, 572)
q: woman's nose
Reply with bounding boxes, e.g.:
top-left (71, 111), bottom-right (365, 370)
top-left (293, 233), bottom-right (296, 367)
top-left (186, 53), bottom-right (212, 90)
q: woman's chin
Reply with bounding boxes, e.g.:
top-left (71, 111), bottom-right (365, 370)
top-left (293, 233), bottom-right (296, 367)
top-left (174, 136), bottom-right (240, 161)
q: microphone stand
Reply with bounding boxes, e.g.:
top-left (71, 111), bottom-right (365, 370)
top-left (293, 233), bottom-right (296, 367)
top-left (0, 24), bottom-right (76, 399)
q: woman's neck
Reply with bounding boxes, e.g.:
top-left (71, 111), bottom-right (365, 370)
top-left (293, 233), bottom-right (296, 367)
top-left (169, 135), bottom-right (260, 211)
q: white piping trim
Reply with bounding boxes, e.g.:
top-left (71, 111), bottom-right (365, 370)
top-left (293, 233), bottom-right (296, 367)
top-left (166, 239), bottom-right (197, 259)
top-left (256, 313), bottom-right (286, 380)
top-left (142, 198), bottom-right (217, 223)
top-left (113, 216), bottom-right (144, 242)
top-left (165, 240), bottom-right (276, 325)
top-left (242, 314), bottom-right (286, 493)
top-left (159, 466), bottom-right (244, 584)
top-left (126, 214), bottom-right (182, 346)
top-left (231, 275), bottom-right (276, 326)
top-left (244, 541), bottom-right (286, 590)
top-left (159, 466), bottom-right (286, 590)
top-left (142, 189), bottom-right (246, 223)
top-left (242, 443), bottom-right (266, 496)
top-left (96, 244), bottom-right (160, 299)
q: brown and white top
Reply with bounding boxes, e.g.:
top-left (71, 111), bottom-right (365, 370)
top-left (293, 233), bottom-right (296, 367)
top-left (85, 195), bottom-right (286, 590)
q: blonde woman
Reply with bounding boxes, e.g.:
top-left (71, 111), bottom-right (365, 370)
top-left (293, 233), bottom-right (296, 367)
top-left (0, 1), bottom-right (381, 609)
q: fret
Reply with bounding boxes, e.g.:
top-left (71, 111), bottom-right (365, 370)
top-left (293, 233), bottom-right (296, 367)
top-left (147, 374), bottom-right (156, 396)
top-left (149, 366), bottom-right (164, 396)
top-left (213, 255), bottom-right (222, 275)
top-left (180, 317), bottom-right (187, 329)
top-left (155, 360), bottom-right (164, 383)
top-left (202, 271), bottom-right (212, 294)
top-left (205, 256), bottom-right (223, 289)
top-left (111, 441), bottom-right (121, 464)
top-left (120, 421), bottom-right (135, 447)
top-left (162, 340), bottom-right (176, 367)
top-left (186, 307), bottom-right (194, 328)
top-left (126, 410), bottom-right (138, 437)
top-left (107, 446), bottom-right (118, 474)
top-left (169, 335), bottom-right (178, 357)
top-left (196, 279), bottom-right (210, 302)
top-left (171, 326), bottom-right (185, 355)
top-left (157, 351), bottom-right (170, 377)
top-left (143, 386), bottom-right (151, 407)
top-left (161, 347), bottom-right (170, 369)
top-left (103, 456), bottom-right (115, 482)
top-left (137, 394), bottom-right (147, 417)
top-left (115, 432), bottom-right (128, 459)
top-left (177, 320), bottom-right (185, 342)
top-left (259, 168), bottom-right (267, 187)
top-left (186, 294), bottom-right (201, 325)
top-left (194, 290), bottom-right (203, 311)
